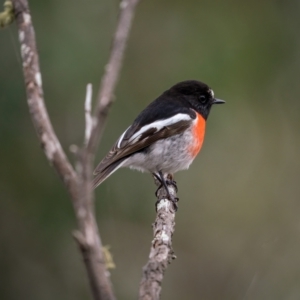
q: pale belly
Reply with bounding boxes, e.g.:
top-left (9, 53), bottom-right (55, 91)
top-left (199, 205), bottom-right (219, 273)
top-left (123, 127), bottom-right (204, 174)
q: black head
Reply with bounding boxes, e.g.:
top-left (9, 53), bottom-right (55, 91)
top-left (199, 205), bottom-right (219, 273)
top-left (168, 80), bottom-right (225, 119)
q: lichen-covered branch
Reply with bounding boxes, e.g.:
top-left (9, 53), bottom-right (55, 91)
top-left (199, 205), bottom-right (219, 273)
top-left (139, 177), bottom-right (178, 300)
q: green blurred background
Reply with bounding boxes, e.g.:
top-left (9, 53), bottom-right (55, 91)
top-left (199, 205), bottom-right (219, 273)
top-left (1, 0), bottom-right (300, 299)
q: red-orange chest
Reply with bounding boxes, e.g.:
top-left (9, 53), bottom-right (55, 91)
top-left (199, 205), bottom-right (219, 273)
top-left (189, 113), bottom-right (206, 157)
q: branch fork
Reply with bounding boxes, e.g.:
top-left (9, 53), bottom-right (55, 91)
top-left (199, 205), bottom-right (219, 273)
top-left (9, 0), bottom-right (179, 299)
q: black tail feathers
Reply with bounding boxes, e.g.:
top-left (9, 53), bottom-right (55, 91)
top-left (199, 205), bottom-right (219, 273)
top-left (92, 158), bottom-right (127, 189)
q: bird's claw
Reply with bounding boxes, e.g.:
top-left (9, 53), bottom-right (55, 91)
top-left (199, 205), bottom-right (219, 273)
top-left (166, 179), bottom-right (178, 192)
top-left (154, 181), bottom-right (178, 198)
top-left (154, 172), bottom-right (179, 211)
top-left (168, 194), bottom-right (179, 211)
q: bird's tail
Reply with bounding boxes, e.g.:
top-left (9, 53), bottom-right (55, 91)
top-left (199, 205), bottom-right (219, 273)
top-left (92, 158), bottom-right (127, 189)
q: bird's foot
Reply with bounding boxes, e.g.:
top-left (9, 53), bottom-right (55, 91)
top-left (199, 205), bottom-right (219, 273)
top-left (154, 172), bottom-right (179, 211)
top-left (166, 179), bottom-right (178, 192)
top-left (154, 181), bottom-right (178, 203)
top-left (167, 194), bottom-right (179, 211)
top-left (165, 173), bottom-right (178, 192)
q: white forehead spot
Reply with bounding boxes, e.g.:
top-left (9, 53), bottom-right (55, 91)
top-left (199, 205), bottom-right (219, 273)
top-left (210, 89), bottom-right (214, 98)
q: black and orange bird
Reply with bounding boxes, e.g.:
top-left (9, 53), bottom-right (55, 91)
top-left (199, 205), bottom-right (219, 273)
top-left (93, 80), bottom-right (224, 205)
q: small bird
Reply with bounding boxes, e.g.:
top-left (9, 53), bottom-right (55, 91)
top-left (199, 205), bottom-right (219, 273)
top-left (93, 80), bottom-right (224, 205)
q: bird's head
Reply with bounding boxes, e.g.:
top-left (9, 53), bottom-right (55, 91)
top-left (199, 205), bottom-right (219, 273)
top-left (169, 80), bottom-right (225, 119)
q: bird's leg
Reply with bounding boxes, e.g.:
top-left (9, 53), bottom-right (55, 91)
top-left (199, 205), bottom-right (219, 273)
top-left (165, 173), bottom-right (178, 193)
top-left (153, 173), bottom-right (163, 197)
top-left (157, 171), bottom-right (179, 210)
top-left (158, 171), bottom-right (173, 200)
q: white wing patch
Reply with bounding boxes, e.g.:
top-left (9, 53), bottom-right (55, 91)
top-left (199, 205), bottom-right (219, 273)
top-left (129, 113), bottom-right (192, 143)
top-left (117, 126), bottom-right (131, 148)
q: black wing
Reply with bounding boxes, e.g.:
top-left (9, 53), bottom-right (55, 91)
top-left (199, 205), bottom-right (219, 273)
top-left (93, 116), bottom-right (193, 176)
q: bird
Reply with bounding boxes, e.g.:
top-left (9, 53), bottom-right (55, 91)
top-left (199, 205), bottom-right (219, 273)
top-left (93, 80), bottom-right (225, 207)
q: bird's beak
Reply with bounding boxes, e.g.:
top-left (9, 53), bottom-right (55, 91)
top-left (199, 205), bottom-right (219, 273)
top-left (213, 98), bottom-right (225, 104)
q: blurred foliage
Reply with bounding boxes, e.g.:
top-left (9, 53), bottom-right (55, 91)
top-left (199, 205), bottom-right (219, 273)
top-left (1, 0), bottom-right (300, 299)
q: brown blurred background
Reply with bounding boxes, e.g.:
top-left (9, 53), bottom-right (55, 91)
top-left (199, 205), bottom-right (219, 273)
top-left (1, 0), bottom-right (300, 299)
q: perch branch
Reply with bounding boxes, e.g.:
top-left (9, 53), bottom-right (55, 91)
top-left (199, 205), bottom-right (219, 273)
top-left (139, 176), bottom-right (178, 300)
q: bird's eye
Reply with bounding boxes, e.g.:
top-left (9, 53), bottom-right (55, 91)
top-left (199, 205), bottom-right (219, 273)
top-left (199, 95), bottom-right (206, 103)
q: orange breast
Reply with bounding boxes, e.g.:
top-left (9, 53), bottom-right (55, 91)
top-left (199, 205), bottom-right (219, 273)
top-left (189, 113), bottom-right (206, 157)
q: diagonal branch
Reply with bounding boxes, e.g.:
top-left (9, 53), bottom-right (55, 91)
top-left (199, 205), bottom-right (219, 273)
top-left (139, 176), bottom-right (178, 300)
top-left (76, 3), bottom-right (141, 297)
top-left (76, 1), bottom-right (141, 296)
top-left (12, 0), bottom-right (78, 199)
top-left (79, 0), bottom-right (141, 217)
top-left (11, 1), bottom-right (114, 299)
top-left (87, 0), bottom-right (141, 158)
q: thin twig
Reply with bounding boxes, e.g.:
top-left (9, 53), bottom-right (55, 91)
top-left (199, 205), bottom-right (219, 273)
top-left (87, 0), bottom-right (140, 157)
top-left (78, 0), bottom-right (141, 190)
top-left (76, 1), bottom-right (140, 298)
top-left (76, 2), bottom-right (141, 297)
top-left (85, 83), bottom-right (93, 145)
top-left (139, 176), bottom-right (177, 300)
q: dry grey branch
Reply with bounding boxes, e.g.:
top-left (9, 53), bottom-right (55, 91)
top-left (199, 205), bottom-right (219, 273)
top-left (11, 1), bottom-right (115, 299)
top-left (75, 0), bottom-right (141, 297)
top-left (139, 177), bottom-right (178, 300)
top-left (76, 2), bottom-right (141, 297)
top-left (12, 0), bottom-right (78, 198)
top-left (87, 0), bottom-right (140, 157)
top-left (11, 0), bottom-right (140, 299)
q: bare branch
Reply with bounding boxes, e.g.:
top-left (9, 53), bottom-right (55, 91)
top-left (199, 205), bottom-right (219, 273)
top-left (12, 0), bottom-right (78, 198)
top-left (74, 1), bottom-right (141, 297)
top-left (11, 0), bottom-right (140, 298)
top-left (11, 0), bottom-right (135, 299)
top-left (78, 0), bottom-right (141, 214)
top-left (75, 1), bottom-right (140, 298)
top-left (87, 0), bottom-right (140, 156)
top-left (139, 177), bottom-right (178, 300)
